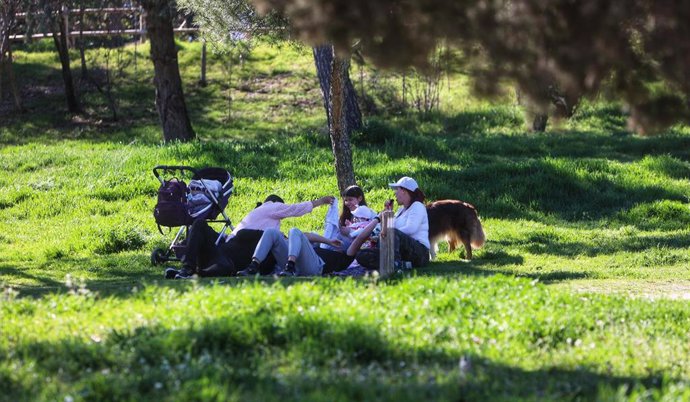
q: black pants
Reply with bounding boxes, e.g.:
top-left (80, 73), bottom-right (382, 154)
top-left (182, 220), bottom-right (275, 276)
top-left (355, 229), bottom-right (429, 270)
top-left (220, 228), bottom-right (276, 275)
top-left (182, 220), bottom-right (231, 275)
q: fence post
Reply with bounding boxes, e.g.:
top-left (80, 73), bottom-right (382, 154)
top-left (379, 210), bottom-right (395, 278)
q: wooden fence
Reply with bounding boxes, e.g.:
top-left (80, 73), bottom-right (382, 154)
top-left (8, 6), bottom-right (198, 45)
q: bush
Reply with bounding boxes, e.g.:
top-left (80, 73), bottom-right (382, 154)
top-left (93, 226), bottom-right (149, 254)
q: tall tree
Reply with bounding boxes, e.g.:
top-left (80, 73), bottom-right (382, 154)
top-left (251, 0), bottom-right (690, 134)
top-left (140, 0), bottom-right (195, 142)
top-left (178, 0), bottom-right (362, 190)
top-left (327, 49), bottom-right (356, 193)
top-left (314, 45), bottom-right (360, 191)
top-left (313, 44), bottom-right (361, 136)
top-left (38, 0), bottom-right (81, 113)
top-left (0, 0), bottom-right (24, 111)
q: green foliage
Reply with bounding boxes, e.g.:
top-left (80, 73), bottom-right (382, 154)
top-left (1, 40), bottom-right (690, 401)
top-left (93, 225), bottom-right (149, 255)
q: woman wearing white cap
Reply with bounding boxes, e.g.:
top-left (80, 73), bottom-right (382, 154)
top-left (356, 176), bottom-right (430, 270)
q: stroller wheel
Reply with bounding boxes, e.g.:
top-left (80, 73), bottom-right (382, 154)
top-left (151, 248), bottom-right (168, 266)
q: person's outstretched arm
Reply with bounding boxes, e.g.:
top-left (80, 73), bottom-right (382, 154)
top-left (311, 195), bottom-right (335, 208)
top-left (269, 196), bottom-right (335, 219)
top-left (304, 231), bottom-right (342, 248)
top-left (346, 218), bottom-right (381, 256)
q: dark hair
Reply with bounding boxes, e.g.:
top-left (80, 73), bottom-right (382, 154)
top-left (256, 194), bottom-right (284, 208)
top-left (264, 194), bottom-right (284, 203)
top-left (339, 185), bottom-right (367, 226)
top-left (402, 187), bottom-right (426, 205)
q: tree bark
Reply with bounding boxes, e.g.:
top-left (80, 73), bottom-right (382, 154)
top-left (1, 0), bottom-right (24, 111)
top-left (6, 46), bottom-right (23, 111)
top-left (328, 50), bottom-right (356, 194)
top-left (141, 0), bottom-right (195, 142)
top-left (313, 44), bottom-right (362, 135)
top-left (532, 114), bottom-right (548, 132)
top-left (78, 0), bottom-right (88, 79)
top-left (52, 6), bottom-right (80, 113)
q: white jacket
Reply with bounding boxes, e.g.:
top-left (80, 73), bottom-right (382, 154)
top-left (394, 201), bottom-right (430, 249)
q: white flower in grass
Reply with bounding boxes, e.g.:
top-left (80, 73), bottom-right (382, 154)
top-left (2, 286), bottom-right (18, 301)
top-left (459, 355), bottom-right (472, 378)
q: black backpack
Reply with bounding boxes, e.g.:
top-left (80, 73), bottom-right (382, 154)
top-left (153, 178), bottom-right (193, 229)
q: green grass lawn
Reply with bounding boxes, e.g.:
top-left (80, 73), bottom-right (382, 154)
top-left (1, 40), bottom-right (690, 401)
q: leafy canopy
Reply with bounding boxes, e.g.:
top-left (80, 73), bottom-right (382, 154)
top-left (250, 0), bottom-right (690, 132)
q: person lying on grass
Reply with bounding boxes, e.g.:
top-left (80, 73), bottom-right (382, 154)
top-left (237, 213), bottom-right (384, 277)
top-left (165, 194), bottom-right (335, 279)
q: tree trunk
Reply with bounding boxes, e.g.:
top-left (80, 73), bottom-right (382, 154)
top-left (142, 0), bottom-right (195, 142)
top-left (1, 0), bottom-right (24, 111)
top-left (6, 46), bottom-right (23, 111)
top-left (78, 1), bottom-right (88, 79)
top-left (532, 114), bottom-right (548, 132)
top-left (328, 50), bottom-right (356, 194)
top-left (0, 31), bottom-right (7, 103)
top-left (52, 11), bottom-right (80, 113)
top-left (313, 44), bottom-right (362, 135)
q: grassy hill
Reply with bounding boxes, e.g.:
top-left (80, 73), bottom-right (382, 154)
top-left (1, 40), bottom-right (689, 401)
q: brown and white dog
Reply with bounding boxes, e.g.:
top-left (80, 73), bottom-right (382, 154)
top-left (427, 200), bottom-right (485, 260)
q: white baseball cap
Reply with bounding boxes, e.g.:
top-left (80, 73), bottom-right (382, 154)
top-left (388, 176), bottom-right (419, 192)
top-left (352, 205), bottom-right (377, 220)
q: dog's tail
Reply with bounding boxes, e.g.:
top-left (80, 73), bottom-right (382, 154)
top-left (470, 215), bottom-right (485, 250)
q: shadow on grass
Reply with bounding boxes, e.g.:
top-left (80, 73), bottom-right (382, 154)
top-left (417, 156), bottom-right (687, 223)
top-left (0, 263), bottom-right (64, 289)
top-left (1, 308), bottom-right (672, 401)
top-left (358, 114), bottom-right (690, 226)
top-left (500, 232), bottom-right (690, 258)
top-left (418, 259), bottom-right (589, 284)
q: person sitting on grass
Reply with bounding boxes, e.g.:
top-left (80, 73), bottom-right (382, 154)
top-left (237, 214), bottom-right (383, 277)
top-left (322, 184), bottom-right (377, 251)
top-left (338, 186), bottom-right (377, 248)
top-left (165, 194), bottom-right (335, 279)
top-left (355, 176), bottom-right (430, 271)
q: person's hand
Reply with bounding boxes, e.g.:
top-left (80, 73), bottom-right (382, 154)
top-left (319, 195), bottom-right (335, 206)
top-left (330, 239), bottom-right (343, 249)
top-left (384, 199), bottom-right (394, 210)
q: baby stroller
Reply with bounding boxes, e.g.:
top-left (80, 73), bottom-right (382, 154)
top-left (150, 165), bottom-right (234, 266)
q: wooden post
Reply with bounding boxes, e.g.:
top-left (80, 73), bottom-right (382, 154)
top-left (199, 39), bottom-right (207, 86)
top-left (379, 210), bottom-right (395, 278)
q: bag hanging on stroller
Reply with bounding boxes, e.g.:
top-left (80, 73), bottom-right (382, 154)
top-left (150, 165), bottom-right (234, 265)
top-left (154, 178), bottom-right (194, 229)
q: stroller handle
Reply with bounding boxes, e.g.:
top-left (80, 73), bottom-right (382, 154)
top-left (153, 165), bottom-right (199, 184)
